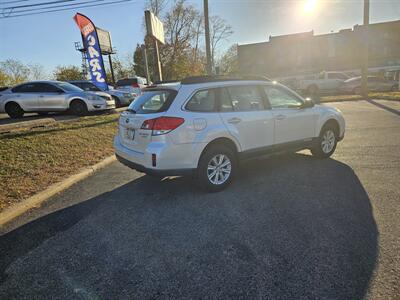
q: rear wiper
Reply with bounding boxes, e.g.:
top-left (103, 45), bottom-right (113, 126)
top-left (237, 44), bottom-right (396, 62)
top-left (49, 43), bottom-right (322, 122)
top-left (127, 108), bottom-right (136, 114)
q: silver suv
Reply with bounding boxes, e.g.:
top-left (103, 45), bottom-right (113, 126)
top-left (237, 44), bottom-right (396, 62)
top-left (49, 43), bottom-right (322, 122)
top-left (0, 81), bottom-right (115, 118)
top-left (114, 76), bottom-right (345, 191)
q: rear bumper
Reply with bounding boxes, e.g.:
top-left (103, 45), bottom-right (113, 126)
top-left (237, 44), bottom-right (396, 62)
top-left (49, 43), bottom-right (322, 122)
top-left (114, 135), bottom-right (195, 176)
top-left (116, 154), bottom-right (194, 176)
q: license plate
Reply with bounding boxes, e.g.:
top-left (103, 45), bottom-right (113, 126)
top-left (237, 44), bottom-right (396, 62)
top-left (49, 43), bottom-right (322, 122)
top-left (125, 128), bottom-right (135, 140)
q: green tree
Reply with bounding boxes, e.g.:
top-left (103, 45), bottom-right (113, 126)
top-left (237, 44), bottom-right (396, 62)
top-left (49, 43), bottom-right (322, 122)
top-left (53, 65), bottom-right (82, 81)
top-left (133, 44), bottom-right (145, 77)
top-left (0, 69), bottom-right (11, 87)
top-left (112, 54), bottom-right (136, 80)
top-left (0, 59), bottom-right (30, 85)
top-left (218, 44), bottom-right (239, 75)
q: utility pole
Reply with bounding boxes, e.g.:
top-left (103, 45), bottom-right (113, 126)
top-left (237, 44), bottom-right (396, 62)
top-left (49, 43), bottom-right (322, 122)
top-left (204, 0), bottom-right (212, 75)
top-left (154, 39), bottom-right (163, 82)
top-left (361, 0), bottom-right (369, 97)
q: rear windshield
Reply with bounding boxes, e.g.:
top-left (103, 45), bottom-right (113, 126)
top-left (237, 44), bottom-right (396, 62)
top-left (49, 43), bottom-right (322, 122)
top-left (116, 78), bottom-right (138, 86)
top-left (71, 82), bottom-right (102, 91)
top-left (127, 89), bottom-right (177, 114)
top-left (55, 82), bottom-right (83, 92)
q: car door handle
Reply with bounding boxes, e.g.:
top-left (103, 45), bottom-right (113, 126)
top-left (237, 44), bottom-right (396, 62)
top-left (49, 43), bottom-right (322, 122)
top-left (275, 114), bottom-right (286, 120)
top-left (39, 95), bottom-right (44, 98)
top-left (227, 117), bottom-right (242, 124)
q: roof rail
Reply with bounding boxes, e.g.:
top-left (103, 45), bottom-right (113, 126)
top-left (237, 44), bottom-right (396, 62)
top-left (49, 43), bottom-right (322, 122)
top-left (152, 80), bottom-right (181, 85)
top-left (181, 75), bottom-right (271, 85)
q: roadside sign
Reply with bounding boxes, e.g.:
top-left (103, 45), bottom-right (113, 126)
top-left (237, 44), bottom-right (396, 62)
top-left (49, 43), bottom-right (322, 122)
top-left (145, 10), bottom-right (165, 45)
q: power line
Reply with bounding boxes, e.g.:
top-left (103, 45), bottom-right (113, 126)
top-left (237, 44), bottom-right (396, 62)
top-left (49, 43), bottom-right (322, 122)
top-left (2, 0), bottom-right (78, 10)
top-left (0, 0), bottom-right (135, 18)
top-left (4, 0), bottom-right (105, 14)
top-left (0, 0), bottom-right (29, 5)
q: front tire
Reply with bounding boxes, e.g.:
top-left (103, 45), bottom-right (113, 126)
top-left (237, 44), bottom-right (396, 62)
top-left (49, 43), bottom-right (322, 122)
top-left (70, 100), bottom-right (88, 116)
top-left (197, 146), bottom-right (237, 192)
top-left (112, 96), bottom-right (121, 108)
top-left (311, 125), bottom-right (338, 158)
top-left (5, 102), bottom-right (24, 119)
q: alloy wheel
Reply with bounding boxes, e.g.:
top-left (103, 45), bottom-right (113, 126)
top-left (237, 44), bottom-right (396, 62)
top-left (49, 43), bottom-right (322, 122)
top-left (207, 154), bottom-right (232, 185)
top-left (321, 130), bottom-right (336, 153)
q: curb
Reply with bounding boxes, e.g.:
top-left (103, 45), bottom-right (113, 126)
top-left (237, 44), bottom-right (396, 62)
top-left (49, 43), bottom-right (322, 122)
top-left (0, 155), bottom-right (116, 229)
top-left (320, 97), bottom-right (400, 104)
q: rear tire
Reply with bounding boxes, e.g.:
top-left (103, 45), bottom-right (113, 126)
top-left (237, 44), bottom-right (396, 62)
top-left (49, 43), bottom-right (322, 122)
top-left (69, 100), bottom-right (88, 116)
top-left (5, 102), bottom-right (24, 119)
top-left (311, 125), bottom-right (338, 158)
top-left (197, 145), bottom-right (237, 192)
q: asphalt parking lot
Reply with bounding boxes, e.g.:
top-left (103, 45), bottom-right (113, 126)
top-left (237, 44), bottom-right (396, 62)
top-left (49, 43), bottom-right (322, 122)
top-left (0, 100), bottom-right (399, 299)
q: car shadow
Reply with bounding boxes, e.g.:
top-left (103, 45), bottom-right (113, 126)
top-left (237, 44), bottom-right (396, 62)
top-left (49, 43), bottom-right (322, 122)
top-left (0, 153), bottom-right (378, 299)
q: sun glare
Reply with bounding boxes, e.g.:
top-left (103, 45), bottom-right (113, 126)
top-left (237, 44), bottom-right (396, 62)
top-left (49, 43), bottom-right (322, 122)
top-left (303, 0), bottom-right (317, 13)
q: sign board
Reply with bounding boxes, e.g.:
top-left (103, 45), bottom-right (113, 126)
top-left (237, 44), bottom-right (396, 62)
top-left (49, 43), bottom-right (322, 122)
top-left (96, 27), bottom-right (113, 54)
top-left (145, 10), bottom-right (165, 44)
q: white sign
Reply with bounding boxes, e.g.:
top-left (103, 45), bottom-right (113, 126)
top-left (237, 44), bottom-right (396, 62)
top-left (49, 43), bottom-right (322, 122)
top-left (145, 10), bottom-right (165, 44)
top-left (96, 27), bottom-right (113, 54)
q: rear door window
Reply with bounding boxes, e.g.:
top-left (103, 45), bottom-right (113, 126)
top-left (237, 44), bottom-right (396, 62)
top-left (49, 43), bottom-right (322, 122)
top-left (128, 89), bottom-right (177, 114)
top-left (218, 88), bottom-right (234, 112)
top-left (226, 85), bottom-right (265, 111)
top-left (186, 89), bottom-right (216, 112)
top-left (33, 83), bottom-right (62, 93)
top-left (12, 83), bottom-right (37, 93)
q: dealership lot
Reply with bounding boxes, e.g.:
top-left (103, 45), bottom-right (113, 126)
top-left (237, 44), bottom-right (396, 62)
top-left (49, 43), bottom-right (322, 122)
top-left (0, 100), bottom-right (399, 298)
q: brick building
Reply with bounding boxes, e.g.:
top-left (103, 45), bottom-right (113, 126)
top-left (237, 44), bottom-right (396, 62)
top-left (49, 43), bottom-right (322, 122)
top-left (238, 20), bottom-right (400, 77)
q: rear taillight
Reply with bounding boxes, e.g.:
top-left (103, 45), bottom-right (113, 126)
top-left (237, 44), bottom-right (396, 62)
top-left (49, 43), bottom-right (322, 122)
top-left (132, 83), bottom-right (140, 88)
top-left (141, 117), bottom-right (184, 135)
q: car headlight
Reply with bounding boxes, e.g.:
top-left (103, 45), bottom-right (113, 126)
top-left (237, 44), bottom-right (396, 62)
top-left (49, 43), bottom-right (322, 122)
top-left (87, 94), bottom-right (102, 101)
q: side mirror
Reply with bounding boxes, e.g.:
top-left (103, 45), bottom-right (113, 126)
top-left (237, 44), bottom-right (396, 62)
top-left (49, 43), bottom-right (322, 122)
top-left (302, 97), bottom-right (315, 108)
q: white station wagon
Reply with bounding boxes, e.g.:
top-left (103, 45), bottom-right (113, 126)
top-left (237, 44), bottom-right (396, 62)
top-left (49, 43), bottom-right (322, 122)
top-left (114, 76), bottom-right (345, 191)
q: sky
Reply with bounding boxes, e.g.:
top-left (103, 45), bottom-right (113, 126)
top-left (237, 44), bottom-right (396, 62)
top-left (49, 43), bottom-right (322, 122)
top-left (1, 0), bottom-right (400, 75)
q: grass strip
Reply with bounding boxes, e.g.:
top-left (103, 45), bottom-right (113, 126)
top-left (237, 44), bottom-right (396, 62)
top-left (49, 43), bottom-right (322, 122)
top-left (0, 113), bottom-right (119, 212)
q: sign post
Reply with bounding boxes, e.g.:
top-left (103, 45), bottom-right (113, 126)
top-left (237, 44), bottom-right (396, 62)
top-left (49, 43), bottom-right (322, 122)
top-left (145, 10), bottom-right (165, 82)
top-left (141, 44), bottom-right (151, 84)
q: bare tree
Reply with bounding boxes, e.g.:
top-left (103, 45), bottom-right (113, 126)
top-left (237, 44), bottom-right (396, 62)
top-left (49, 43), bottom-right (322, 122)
top-left (162, 0), bottom-right (202, 79)
top-left (146, 0), bottom-right (168, 16)
top-left (28, 63), bottom-right (47, 80)
top-left (136, 0), bottom-right (233, 79)
top-left (209, 16), bottom-right (233, 70)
